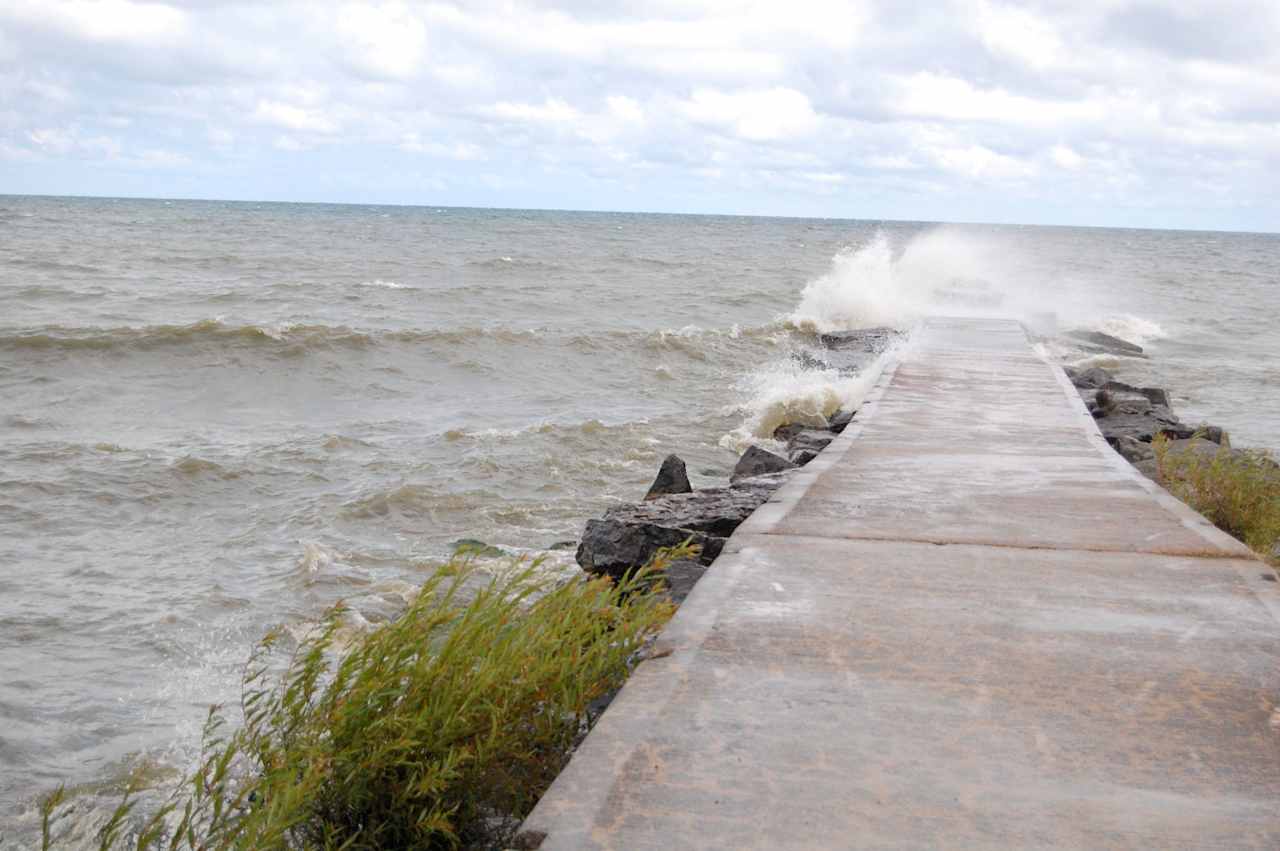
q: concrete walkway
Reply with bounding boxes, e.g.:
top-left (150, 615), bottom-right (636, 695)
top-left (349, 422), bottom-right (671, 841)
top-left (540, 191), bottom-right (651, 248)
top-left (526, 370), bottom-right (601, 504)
top-left (520, 318), bottom-right (1280, 849)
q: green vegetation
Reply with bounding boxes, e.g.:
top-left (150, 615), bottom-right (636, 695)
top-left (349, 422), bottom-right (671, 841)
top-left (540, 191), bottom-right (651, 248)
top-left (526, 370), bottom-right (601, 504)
top-left (41, 548), bottom-right (689, 850)
top-left (1153, 435), bottom-right (1280, 563)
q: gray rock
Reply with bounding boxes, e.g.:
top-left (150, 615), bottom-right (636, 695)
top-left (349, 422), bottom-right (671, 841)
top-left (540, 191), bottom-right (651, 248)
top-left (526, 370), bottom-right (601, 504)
top-left (548, 540), bottom-right (577, 551)
top-left (828, 409), bottom-right (855, 434)
top-left (576, 517), bottom-right (722, 582)
top-left (644, 454), bottom-right (692, 500)
top-left (819, 326), bottom-right (899, 352)
top-left (1133, 457), bottom-right (1160, 481)
top-left (773, 421), bottom-right (817, 442)
top-left (1110, 435), bottom-right (1155, 464)
top-left (576, 474), bottom-right (789, 580)
top-left (786, 429), bottom-right (834, 464)
top-left (1162, 437), bottom-right (1226, 463)
top-left (1066, 366), bottom-right (1113, 389)
top-left (661, 559), bottom-right (708, 605)
top-left (1094, 399), bottom-right (1196, 444)
top-left (732, 445), bottom-right (796, 482)
top-left (790, 449), bottom-right (821, 466)
top-left (1200, 425), bottom-right (1230, 446)
top-left (1065, 329), bottom-right (1145, 356)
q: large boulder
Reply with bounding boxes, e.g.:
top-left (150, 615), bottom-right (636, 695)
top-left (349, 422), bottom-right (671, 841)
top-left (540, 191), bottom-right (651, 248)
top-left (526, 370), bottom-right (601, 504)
top-left (576, 473), bottom-right (789, 580)
top-left (1094, 398), bottom-right (1196, 444)
top-left (661, 559), bottom-right (708, 605)
top-left (644, 454), bottom-right (692, 500)
top-left (828, 409), bottom-right (855, 434)
top-left (1066, 365), bottom-right (1114, 389)
top-left (1065, 329), bottom-right (1145, 356)
top-left (787, 429), bottom-right (835, 465)
top-left (731, 445), bottom-right (795, 482)
top-left (1100, 380), bottom-right (1170, 408)
top-left (1111, 435), bottom-right (1155, 464)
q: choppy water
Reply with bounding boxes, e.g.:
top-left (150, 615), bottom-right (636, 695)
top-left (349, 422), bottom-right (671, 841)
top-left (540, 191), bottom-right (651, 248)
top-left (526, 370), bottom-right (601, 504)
top-left (2, 195), bottom-right (1278, 837)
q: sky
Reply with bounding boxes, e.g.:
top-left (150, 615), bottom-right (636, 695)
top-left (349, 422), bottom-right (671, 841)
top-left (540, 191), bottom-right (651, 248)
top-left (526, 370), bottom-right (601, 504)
top-left (1, 0), bottom-right (1278, 232)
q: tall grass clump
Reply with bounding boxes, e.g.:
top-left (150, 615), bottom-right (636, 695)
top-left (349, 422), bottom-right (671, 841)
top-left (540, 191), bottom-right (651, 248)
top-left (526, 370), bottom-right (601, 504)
top-left (1153, 434), bottom-right (1280, 562)
top-left (40, 548), bottom-right (687, 850)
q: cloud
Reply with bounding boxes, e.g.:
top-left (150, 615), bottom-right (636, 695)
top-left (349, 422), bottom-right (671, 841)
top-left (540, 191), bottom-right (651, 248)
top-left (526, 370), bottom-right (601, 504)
top-left (0, 0), bottom-right (1277, 229)
top-left (4, 0), bottom-right (186, 45)
top-left (683, 87), bottom-right (819, 142)
top-left (335, 2), bottom-right (427, 80)
top-left (254, 100), bottom-right (340, 134)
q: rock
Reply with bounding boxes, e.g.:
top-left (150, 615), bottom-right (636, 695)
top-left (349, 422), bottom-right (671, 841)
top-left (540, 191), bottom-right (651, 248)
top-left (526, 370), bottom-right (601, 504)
top-left (1091, 388), bottom-right (1116, 416)
top-left (828, 409), bottom-right (855, 434)
top-left (818, 326), bottom-right (899, 352)
top-left (1200, 425), bottom-right (1230, 446)
top-left (547, 540), bottom-right (577, 551)
top-left (1093, 398), bottom-right (1196, 444)
top-left (791, 449), bottom-right (821, 466)
top-left (661, 559), bottom-right (708, 605)
top-left (1065, 329), bottom-right (1145, 356)
top-left (1110, 435), bottom-right (1155, 464)
top-left (786, 429), bottom-right (834, 465)
top-left (644, 454), bottom-right (692, 500)
top-left (773, 421), bottom-right (816, 442)
top-left (732, 445), bottom-right (796, 482)
top-left (576, 474), bottom-right (788, 580)
top-left (1066, 366), bottom-right (1113, 389)
top-left (452, 539), bottom-right (508, 558)
top-left (1133, 457), bottom-right (1160, 481)
top-left (576, 517), bottom-right (722, 582)
top-left (1162, 437), bottom-right (1228, 463)
top-left (1140, 387), bottom-right (1171, 408)
top-left (1098, 380), bottom-right (1171, 409)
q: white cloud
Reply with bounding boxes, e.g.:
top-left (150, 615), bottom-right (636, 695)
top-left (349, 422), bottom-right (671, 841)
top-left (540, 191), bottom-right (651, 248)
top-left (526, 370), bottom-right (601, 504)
top-left (5, 0), bottom-right (187, 44)
top-left (893, 72), bottom-right (1103, 126)
top-left (683, 87), bottom-right (819, 142)
top-left (335, 2), bottom-right (427, 80)
top-left (930, 144), bottom-right (1038, 180)
top-left (254, 101), bottom-right (339, 134)
top-left (1050, 144), bottom-right (1084, 169)
top-left (487, 98), bottom-right (581, 124)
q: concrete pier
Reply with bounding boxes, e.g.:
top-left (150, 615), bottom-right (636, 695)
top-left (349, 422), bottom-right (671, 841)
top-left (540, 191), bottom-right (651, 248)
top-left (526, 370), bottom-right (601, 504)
top-left (520, 318), bottom-right (1280, 849)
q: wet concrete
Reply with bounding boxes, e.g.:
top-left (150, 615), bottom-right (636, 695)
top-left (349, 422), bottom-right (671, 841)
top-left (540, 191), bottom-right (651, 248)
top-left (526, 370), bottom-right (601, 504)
top-left (519, 317), bottom-right (1280, 849)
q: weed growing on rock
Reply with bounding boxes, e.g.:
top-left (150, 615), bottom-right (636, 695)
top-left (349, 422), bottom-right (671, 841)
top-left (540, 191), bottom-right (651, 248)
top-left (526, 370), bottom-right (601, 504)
top-left (1154, 434), bottom-right (1280, 563)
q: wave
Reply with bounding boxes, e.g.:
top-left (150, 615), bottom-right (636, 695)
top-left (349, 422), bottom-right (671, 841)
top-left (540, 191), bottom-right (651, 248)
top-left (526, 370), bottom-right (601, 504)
top-left (1090, 314), bottom-right (1167, 347)
top-left (0, 318), bottom-right (789, 362)
top-left (719, 347), bottom-right (895, 451)
top-left (0, 319), bottom-right (377, 354)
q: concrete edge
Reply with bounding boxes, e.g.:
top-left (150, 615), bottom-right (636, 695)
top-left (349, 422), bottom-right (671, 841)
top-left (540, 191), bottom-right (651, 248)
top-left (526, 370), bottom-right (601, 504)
top-left (1036, 346), bottom-right (1280, 625)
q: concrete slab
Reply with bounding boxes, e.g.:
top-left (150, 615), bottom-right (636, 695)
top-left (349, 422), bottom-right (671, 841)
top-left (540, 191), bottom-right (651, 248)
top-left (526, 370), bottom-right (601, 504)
top-left (520, 318), bottom-right (1280, 849)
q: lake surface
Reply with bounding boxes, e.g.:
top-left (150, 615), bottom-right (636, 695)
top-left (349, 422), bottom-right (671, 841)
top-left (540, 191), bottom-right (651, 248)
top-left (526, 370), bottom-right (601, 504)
top-left (2, 196), bottom-right (1277, 836)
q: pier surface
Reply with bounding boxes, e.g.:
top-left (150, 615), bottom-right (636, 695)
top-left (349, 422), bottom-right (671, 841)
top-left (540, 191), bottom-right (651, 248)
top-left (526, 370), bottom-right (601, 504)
top-left (521, 317), bottom-right (1280, 849)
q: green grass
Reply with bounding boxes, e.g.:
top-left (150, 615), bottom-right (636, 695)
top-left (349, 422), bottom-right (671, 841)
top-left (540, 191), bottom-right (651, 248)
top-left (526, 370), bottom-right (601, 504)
top-left (1153, 434), bottom-right (1280, 564)
top-left (40, 547), bottom-right (690, 850)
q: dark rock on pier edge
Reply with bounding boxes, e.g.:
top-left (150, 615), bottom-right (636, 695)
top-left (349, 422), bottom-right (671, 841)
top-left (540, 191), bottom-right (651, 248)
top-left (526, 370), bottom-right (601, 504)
top-left (1064, 363), bottom-right (1238, 481)
top-left (575, 408), bottom-right (856, 589)
top-left (1065, 328), bottom-right (1146, 356)
top-left (731, 445), bottom-right (795, 482)
top-left (643, 454), bottom-right (692, 500)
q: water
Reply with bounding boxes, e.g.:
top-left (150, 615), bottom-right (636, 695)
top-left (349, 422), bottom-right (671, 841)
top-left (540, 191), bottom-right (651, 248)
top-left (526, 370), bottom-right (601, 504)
top-left (1, 196), bottom-right (1277, 837)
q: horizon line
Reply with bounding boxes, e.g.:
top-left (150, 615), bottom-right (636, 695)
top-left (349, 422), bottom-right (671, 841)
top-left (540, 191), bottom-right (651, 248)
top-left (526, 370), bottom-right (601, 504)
top-left (3, 191), bottom-right (1276, 238)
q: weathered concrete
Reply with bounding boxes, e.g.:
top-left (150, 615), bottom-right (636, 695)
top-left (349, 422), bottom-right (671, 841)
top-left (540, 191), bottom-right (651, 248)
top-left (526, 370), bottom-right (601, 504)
top-left (521, 318), bottom-right (1280, 850)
